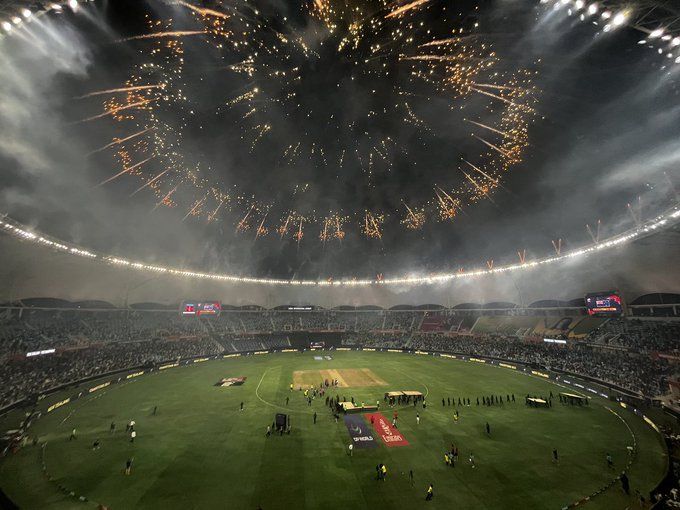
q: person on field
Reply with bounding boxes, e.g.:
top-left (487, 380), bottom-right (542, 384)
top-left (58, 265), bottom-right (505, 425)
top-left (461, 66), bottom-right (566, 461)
top-left (552, 448), bottom-right (559, 463)
top-left (69, 428), bottom-right (76, 441)
top-left (409, 469), bottom-right (414, 487)
top-left (416, 413), bottom-right (420, 425)
top-left (92, 439), bottom-right (100, 450)
top-left (621, 472), bottom-right (630, 495)
top-left (425, 484), bottom-right (434, 501)
top-left (607, 453), bottom-right (613, 468)
top-left (348, 443), bottom-right (353, 457)
top-left (240, 402), bottom-right (244, 411)
top-left (313, 412), bottom-right (317, 424)
top-left (381, 464), bottom-right (387, 480)
top-left (469, 452), bottom-right (476, 468)
top-left (124, 458), bottom-right (133, 475)
top-left (109, 422), bottom-right (115, 434)
top-left (130, 430), bottom-right (136, 443)
top-left (153, 406), bottom-right (157, 416)
top-left (486, 422), bottom-right (490, 435)
top-left (286, 396), bottom-right (289, 405)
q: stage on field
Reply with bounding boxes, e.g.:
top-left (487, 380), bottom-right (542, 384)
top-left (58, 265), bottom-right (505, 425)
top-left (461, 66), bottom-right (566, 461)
top-left (293, 368), bottom-right (387, 388)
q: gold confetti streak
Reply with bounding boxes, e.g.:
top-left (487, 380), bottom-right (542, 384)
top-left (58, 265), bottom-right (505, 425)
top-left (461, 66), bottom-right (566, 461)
top-left (98, 156), bottom-right (155, 186)
top-left (75, 85), bottom-right (162, 99)
top-left (130, 169), bottom-right (169, 196)
top-left (174, 0), bottom-right (230, 19)
top-left (385, 0), bottom-right (430, 19)
top-left (118, 31), bottom-right (207, 43)
top-left (74, 99), bottom-right (154, 124)
top-left (86, 128), bottom-right (153, 156)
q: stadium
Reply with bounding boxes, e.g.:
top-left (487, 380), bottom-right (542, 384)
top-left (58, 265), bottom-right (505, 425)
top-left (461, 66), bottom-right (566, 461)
top-left (0, 0), bottom-right (679, 508)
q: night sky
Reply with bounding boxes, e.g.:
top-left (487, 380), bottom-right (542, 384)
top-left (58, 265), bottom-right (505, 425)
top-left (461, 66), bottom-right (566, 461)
top-left (0, 0), bottom-right (678, 281)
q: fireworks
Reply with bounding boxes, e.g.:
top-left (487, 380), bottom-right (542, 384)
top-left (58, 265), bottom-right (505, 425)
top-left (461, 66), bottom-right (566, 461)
top-left (83, 0), bottom-right (539, 244)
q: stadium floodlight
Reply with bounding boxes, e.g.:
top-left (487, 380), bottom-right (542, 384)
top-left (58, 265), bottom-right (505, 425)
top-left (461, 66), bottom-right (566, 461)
top-left (12, 16), bottom-right (22, 24)
top-left (69, 0), bottom-right (78, 8)
top-left (601, 10), bottom-right (611, 19)
top-left (587, 3), bottom-right (597, 15)
top-left (649, 28), bottom-right (664, 38)
top-left (22, 9), bottom-right (32, 19)
top-left (676, 56), bottom-right (680, 64)
top-left (2, 21), bottom-right (11, 31)
top-left (575, 0), bottom-right (584, 9)
top-left (603, 23), bottom-right (611, 32)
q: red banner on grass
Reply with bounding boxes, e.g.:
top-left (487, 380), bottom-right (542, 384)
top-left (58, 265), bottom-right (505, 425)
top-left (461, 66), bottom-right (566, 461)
top-left (364, 412), bottom-right (409, 447)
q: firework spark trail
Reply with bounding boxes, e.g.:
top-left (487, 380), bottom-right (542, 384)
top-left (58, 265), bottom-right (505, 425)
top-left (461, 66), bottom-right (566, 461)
top-left (208, 198), bottom-right (225, 222)
top-left (463, 159), bottom-right (498, 184)
top-left (75, 85), bottom-right (162, 99)
top-left (74, 99), bottom-right (154, 124)
top-left (419, 35), bottom-right (478, 47)
top-left (471, 86), bottom-right (534, 113)
top-left (97, 156), bottom-right (155, 186)
top-left (385, 0), bottom-right (431, 19)
top-left (86, 128), bottom-right (153, 156)
top-left (183, 195), bottom-right (207, 221)
top-left (472, 134), bottom-right (512, 158)
top-left (236, 204), bottom-right (255, 232)
top-left (464, 119), bottom-right (514, 139)
top-left (461, 170), bottom-right (496, 204)
top-left (153, 184), bottom-right (179, 211)
top-left (401, 54), bottom-right (491, 62)
top-left (278, 214), bottom-right (292, 239)
top-left (118, 31), bottom-right (207, 43)
top-left (255, 212), bottom-right (269, 240)
top-left (130, 169), bottom-right (169, 196)
top-left (174, 0), bottom-right (230, 19)
top-left (473, 82), bottom-right (529, 93)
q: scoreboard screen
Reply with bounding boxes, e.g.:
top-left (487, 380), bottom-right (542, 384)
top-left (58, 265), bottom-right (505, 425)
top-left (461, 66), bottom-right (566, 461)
top-left (181, 301), bottom-right (221, 317)
top-left (585, 292), bottom-right (623, 316)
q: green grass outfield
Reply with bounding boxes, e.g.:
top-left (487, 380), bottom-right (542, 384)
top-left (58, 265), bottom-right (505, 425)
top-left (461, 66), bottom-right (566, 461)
top-left (0, 351), bottom-right (668, 509)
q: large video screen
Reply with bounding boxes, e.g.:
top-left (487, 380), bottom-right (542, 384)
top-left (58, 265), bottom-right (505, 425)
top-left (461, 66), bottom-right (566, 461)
top-left (584, 292), bottom-right (623, 316)
top-left (181, 301), bottom-right (221, 317)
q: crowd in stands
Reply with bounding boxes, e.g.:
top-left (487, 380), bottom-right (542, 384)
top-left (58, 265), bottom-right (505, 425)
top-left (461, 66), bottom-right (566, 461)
top-left (0, 307), bottom-right (677, 410)
top-left (586, 318), bottom-right (680, 353)
top-left (0, 339), bottom-right (221, 409)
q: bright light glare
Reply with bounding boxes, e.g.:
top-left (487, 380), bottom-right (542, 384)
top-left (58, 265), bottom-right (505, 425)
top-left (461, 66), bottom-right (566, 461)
top-left (601, 11), bottom-right (611, 19)
top-left (612, 12), bottom-right (626, 26)
top-left (1, 21), bottom-right (11, 31)
top-left (672, 38), bottom-right (680, 47)
top-left (11, 16), bottom-right (21, 24)
top-left (575, 0), bottom-right (584, 9)
top-left (649, 28), bottom-right (664, 38)
top-left (587, 4), bottom-right (598, 15)
top-left (21, 9), bottom-right (32, 18)
top-left (69, 0), bottom-right (78, 8)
